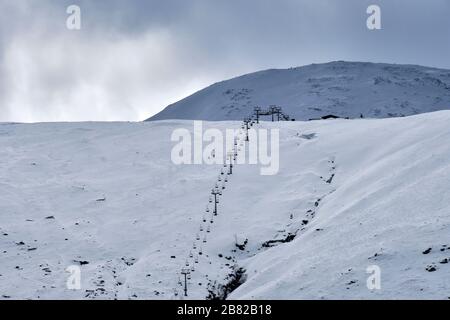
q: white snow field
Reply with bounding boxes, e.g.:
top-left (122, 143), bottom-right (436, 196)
top-left (148, 61), bottom-right (450, 121)
top-left (1, 111), bottom-right (449, 300)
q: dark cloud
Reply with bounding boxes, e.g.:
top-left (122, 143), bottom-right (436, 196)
top-left (0, 0), bottom-right (449, 122)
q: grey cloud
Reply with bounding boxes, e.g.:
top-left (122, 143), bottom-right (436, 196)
top-left (0, 0), bottom-right (449, 122)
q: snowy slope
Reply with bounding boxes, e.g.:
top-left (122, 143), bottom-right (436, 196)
top-left (147, 61), bottom-right (450, 121)
top-left (1, 112), bottom-right (449, 300)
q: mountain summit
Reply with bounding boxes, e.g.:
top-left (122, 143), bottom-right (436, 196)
top-left (147, 61), bottom-right (450, 121)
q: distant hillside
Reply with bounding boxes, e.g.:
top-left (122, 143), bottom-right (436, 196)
top-left (147, 61), bottom-right (450, 121)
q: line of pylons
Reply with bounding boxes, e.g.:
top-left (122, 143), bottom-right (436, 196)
top-left (173, 106), bottom-right (291, 299)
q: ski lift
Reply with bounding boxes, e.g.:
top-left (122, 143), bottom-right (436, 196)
top-left (196, 233), bottom-right (200, 241)
top-left (207, 225), bottom-right (211, 233)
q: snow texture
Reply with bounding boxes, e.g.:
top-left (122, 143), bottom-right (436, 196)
top-left (1, 111), bottom-right (449, 299)
top-left (147, 61), bottom-right (450, 121)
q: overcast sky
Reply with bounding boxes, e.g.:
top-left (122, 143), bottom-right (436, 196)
top-left (0, 0), bottom-right (449, 122)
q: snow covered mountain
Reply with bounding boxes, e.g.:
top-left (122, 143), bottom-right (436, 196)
top-left (1, 111), bottom-right (449, 299)
top-left (147, 61), bottom-right (450, 121)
